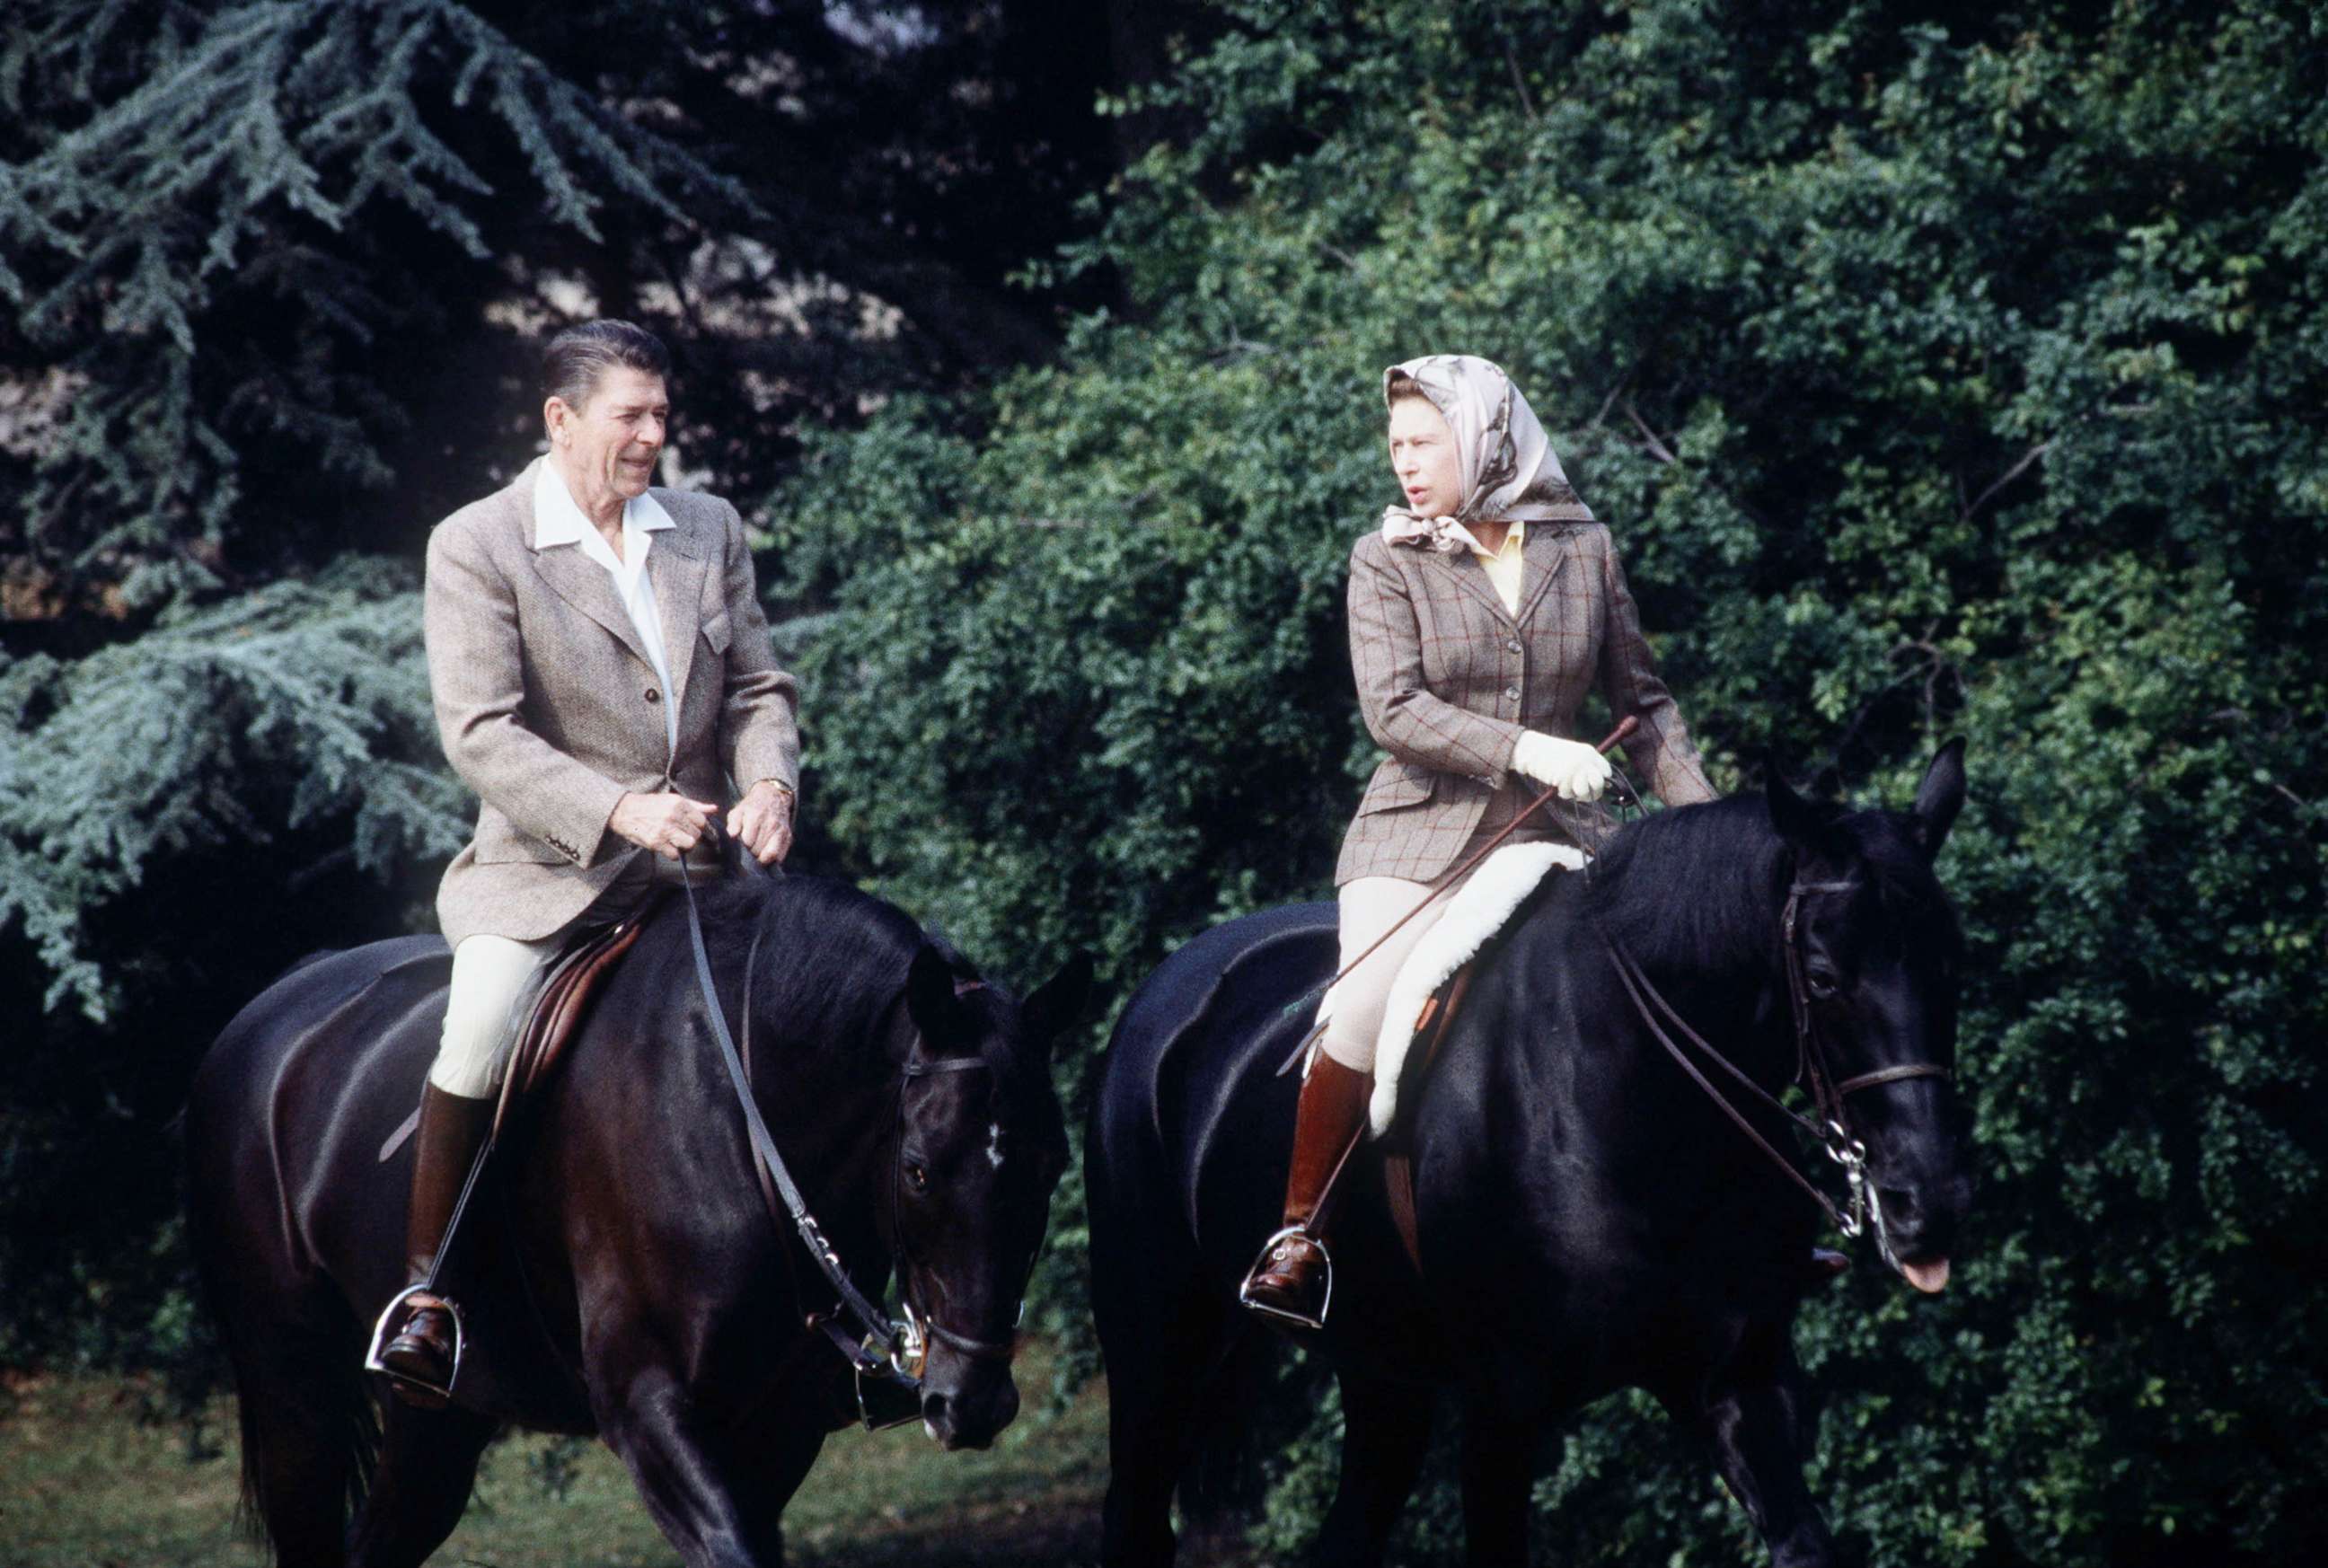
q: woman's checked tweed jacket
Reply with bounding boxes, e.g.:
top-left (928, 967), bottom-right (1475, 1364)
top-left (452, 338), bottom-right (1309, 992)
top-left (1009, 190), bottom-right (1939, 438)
top-left (1334, 520), bottom-right (1717, 886)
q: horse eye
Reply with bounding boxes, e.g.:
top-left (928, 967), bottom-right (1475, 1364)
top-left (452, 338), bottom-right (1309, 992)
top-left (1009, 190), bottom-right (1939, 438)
top-left (905, 1162), bottom-right (929, 1192)
top-left (1806, 970), bottom-right (1841, 1000)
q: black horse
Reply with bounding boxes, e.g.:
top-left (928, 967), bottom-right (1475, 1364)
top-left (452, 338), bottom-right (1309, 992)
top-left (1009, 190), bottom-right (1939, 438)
top-left (186, 873), bottom-right (1088, 1568)
top-left (1088, 744), bottom-right (1971, 1566)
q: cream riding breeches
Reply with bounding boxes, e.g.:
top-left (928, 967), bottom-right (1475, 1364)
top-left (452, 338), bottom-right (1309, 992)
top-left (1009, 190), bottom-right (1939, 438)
top-left (1315, 871), bottom-right (1476, 1074)
top-left (428, 844), bottom-right (704, 1098)
top-left (428, 929), bottom-right (566, 1097)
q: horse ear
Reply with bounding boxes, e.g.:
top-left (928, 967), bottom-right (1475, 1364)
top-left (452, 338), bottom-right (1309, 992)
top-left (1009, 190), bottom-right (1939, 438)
top-left (1019, 952), bottom-right (1095, 1062)
top-left (1765, 757), bottom-right (1822, 845)
top-left (1910, 737), bottom-right (1967, 859)
top-left (904, 945), bottom-right (966, 1051)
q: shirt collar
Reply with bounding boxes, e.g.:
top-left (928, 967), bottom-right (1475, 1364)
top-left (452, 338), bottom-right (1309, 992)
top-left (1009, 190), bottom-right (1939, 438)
top-left (1449, 517), bottom-right (1526, 560)
top-left (533, 459), bottom-right (676, 549)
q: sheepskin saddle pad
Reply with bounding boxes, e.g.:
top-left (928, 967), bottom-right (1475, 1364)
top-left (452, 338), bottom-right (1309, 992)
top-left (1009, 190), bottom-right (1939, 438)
top-left (1365, 841), bottom-right (1588, 1137)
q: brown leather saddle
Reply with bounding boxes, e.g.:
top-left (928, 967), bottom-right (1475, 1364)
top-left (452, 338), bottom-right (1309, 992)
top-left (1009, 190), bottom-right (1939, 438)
top-left (377, 900), bottom-right (661, 1164)
top-left (1378, 965), bottom-right (1475, 1273)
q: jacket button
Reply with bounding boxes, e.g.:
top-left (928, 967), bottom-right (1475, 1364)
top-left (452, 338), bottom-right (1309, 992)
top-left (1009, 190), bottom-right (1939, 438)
top-left (1507, 639), bottom-right (1521, 653)
top-left (1504, 685), bottom-right (1520, 700)
top-left (645, 687), bottom-right (661, 703)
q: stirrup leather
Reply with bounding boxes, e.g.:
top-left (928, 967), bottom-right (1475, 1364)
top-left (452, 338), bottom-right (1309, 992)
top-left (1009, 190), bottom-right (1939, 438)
top-left (1239, 1224), bottom-right (1334, 1331)
top-left (366, 1283), bottom-right (468, 1405)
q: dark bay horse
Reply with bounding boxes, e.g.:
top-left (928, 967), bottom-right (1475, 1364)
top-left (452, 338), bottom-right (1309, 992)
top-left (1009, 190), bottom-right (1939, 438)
top-left (186, 873), bottom-right (1088, 1568)
top-left (1088, 744), bottom-right (1971, 1566)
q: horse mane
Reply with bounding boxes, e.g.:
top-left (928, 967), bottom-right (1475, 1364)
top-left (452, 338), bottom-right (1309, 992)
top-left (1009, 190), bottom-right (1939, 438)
top-left (692, 874), bottom-right (966, 1080)
top-left (1582, 796), bottom-right (1800, 978)
top-left (1582, 794), bottom-right (1961, 973)
top-left (684, 865), bottom-right (1043, 1097)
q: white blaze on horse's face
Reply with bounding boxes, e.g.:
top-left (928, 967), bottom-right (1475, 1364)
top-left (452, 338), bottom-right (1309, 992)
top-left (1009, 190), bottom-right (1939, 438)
top-left (986, 1122), bottom-right (1006, 1171)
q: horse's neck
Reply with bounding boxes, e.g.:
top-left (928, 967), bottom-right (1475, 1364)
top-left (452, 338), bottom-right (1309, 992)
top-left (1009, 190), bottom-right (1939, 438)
top-left (1490, 877), bottom-right (1794, 1112)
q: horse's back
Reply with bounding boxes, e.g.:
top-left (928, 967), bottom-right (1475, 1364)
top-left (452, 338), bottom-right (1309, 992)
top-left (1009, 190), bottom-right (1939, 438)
top-left (186, 936), bottom-right (451, 1303)
top-left (1090, 903), bottom-right (1336, 1252)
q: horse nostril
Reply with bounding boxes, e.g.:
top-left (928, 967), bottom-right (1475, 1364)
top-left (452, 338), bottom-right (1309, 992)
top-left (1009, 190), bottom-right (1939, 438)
top-left (1878, 1186), bottom-right (1923, 1231)
top-left (922, 1392), bottom-right (950, 1431)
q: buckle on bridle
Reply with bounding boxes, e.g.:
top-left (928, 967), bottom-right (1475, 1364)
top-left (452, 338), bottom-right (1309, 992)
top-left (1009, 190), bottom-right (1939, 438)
top-left (889, 1303), bottom-right (930, 1381)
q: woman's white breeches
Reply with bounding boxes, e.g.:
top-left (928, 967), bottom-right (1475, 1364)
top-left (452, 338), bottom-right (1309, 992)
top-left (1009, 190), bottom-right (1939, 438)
top-left (1315, 872), bottom-right (1473, 1074)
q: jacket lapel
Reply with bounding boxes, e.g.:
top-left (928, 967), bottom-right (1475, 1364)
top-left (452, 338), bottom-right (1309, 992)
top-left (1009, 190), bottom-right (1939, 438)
top-left (1513, 524), bottom-right (1574, 629)
top-left (529, 536), bottom-right (654, 672)
top-left (651, 520), bottom-right (710, 706)
top-left (1420, 545), bottom-right (1516, 626)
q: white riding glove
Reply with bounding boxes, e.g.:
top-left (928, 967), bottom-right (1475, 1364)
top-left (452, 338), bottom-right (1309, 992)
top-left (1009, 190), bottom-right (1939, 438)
top-left (1511, 731), bottom-right (1611, 802)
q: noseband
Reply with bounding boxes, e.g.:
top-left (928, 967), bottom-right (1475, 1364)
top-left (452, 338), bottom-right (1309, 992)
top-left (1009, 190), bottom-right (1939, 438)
top-left (677, 867), bottom-right (1027, 1420)
top-left (1602, 875), bottom-right (1950, 1246)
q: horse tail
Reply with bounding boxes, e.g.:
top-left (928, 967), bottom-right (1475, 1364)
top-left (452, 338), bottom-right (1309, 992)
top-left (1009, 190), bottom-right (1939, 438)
top-left (223, 1314), bottom-right (381, 1553)
top-left (1173, 1326), bottom-right (1289, 1524)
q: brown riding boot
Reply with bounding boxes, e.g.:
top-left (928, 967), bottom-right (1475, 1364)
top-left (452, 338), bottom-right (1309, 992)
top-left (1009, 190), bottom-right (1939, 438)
top-left (1239, 1053), bottom-right (1371, 1330)
top-left (375, 1083), bottom-right (494, 1406)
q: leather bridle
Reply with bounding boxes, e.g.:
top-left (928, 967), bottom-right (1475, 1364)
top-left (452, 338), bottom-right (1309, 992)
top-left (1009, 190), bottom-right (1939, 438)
top-left (677, 859), bottom-right (1027, 1413)
top-left (1602, 870), bottom-right (1952, 1247)
top-left (883, 1031), bottom-right (1036, 1370)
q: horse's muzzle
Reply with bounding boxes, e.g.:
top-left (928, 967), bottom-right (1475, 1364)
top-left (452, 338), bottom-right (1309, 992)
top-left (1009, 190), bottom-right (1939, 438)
top-left (920, 1371), bottom-right (1019, 1450)
top-left (1877, 1169), bottom-right (1971, 1292)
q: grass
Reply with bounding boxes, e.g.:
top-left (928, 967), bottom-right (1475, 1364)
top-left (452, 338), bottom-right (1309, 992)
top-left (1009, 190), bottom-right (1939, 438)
top-left (0, 1343), bottom-right (1244, 1567)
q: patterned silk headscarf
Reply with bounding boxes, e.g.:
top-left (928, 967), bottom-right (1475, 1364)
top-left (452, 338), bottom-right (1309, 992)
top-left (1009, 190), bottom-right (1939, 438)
top-left (1380, 354), bottom-right (1593, 552)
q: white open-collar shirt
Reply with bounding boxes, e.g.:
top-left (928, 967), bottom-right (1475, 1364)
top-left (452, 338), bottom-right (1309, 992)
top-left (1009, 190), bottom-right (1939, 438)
top-left (532, 460), bottom-right (680, 756)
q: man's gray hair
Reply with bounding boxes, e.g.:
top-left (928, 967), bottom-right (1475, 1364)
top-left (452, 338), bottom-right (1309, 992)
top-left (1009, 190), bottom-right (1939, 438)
top-left (542, 320), bottom-right (671, 410)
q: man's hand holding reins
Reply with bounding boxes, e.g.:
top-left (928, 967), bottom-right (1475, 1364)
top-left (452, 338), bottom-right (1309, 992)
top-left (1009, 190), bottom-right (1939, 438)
top-left (727, 779), bottom-right (794, 866)
top-left (611, 790), bottom-right (722, 859)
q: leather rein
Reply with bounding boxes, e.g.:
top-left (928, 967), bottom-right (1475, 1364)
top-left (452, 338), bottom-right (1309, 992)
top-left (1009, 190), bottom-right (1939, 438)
top-left (1600, 868), bottom-right (1951, 1245)
top-left (677, 859), bottom-right (1019, 1406)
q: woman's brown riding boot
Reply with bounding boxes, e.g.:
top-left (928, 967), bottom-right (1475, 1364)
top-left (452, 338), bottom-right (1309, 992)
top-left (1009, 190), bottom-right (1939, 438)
top-left (1239, 1053), bottom-right (1371, 1329)
top-left (375, 1083), bottom-right (494, 1406)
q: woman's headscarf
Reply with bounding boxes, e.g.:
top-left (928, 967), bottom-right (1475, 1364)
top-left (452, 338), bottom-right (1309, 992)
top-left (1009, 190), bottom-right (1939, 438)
top-left (1379, 354), bottom-right (1592, 552)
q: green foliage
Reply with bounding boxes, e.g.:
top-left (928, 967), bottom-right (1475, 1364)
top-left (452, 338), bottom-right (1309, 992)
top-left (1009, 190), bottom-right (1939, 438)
top-left (769, 1), bottom-right (2328, 1562)
top-left (0, 0), bottom-right (744, 599)
top-left (0, 560), bottom-right (462, 1020)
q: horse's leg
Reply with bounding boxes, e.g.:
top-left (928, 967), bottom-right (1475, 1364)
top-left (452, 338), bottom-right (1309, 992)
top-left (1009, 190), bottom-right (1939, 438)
top-left (1312, 1371), bottom-right (1436, 1568)
top-left (344, 1399), bottom-right (498, 1568)
top-left (1092, 1250), bottom-right (1225, 1566)
top-left (1457, 1393), bottom-right (1539, 1568)
top-left (1676, 1325), bottom-right (1837, 1568)
top-left (601, 1369), bottom-right (797, 1568)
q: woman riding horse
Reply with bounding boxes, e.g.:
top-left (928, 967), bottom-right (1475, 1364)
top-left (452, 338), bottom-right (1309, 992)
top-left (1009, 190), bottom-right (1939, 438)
top-left (1240, 354), bottom-right (1720, 1326)
top-left (382, 318), bottom-right (800, 1402)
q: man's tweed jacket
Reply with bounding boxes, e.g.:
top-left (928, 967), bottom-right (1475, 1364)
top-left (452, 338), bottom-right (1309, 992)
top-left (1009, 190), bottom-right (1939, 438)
top-left (424, 459), bottom-right (799, 947)
top-left (1335, 520), bottom-right (1716, 886)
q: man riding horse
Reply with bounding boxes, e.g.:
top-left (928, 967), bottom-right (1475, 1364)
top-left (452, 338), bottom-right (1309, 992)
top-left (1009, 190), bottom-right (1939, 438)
top-left (375, 319), bottom-right (799, 1403)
